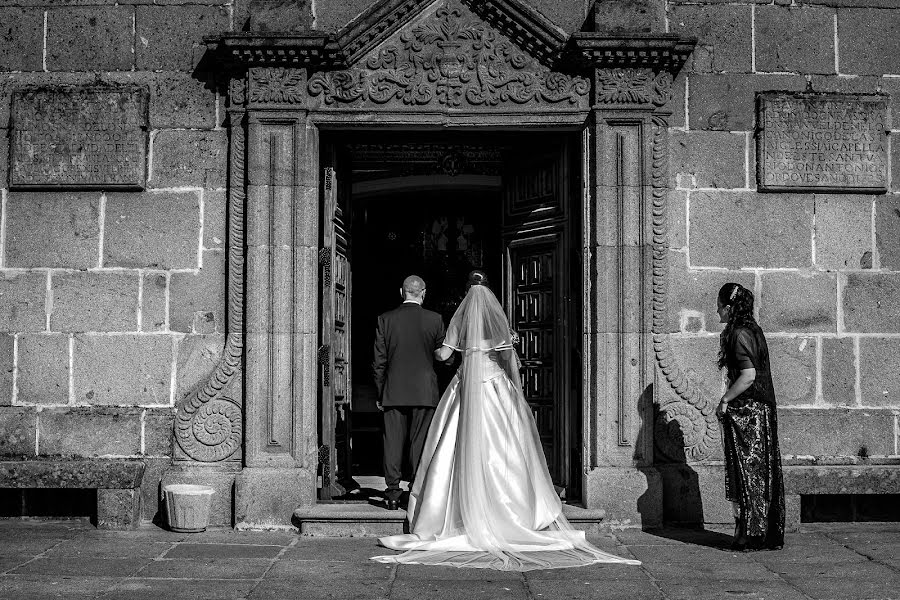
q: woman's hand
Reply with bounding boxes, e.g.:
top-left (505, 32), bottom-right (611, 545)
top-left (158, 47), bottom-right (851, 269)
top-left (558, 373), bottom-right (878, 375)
top-left (715, 396), bottom-right (729, 419)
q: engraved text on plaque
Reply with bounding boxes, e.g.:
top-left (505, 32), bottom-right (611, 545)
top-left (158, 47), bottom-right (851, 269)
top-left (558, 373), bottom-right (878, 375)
top-left (10, 87), bottom-right (148, 189)
top-left (757, 92), bottom-right (887, 193)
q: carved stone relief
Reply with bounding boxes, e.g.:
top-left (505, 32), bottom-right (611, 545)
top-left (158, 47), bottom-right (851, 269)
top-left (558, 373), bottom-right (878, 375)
top-left (595, 68), bottom-right (672, 107)
top-left (249, 67), bottom-right (307, 104)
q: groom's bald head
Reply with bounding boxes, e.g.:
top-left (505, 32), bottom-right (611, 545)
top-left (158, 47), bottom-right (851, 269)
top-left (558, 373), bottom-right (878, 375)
top-left (401, 275), bottom-right (426, 301)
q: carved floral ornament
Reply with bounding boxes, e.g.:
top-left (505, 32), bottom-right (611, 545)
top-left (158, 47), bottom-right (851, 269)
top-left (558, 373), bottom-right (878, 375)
top-left (595, 68), bottom-right (673, 107)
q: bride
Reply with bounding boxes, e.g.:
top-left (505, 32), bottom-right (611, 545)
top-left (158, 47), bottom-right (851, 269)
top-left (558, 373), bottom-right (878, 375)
top-left (372, 271), bottom-right (640, 571)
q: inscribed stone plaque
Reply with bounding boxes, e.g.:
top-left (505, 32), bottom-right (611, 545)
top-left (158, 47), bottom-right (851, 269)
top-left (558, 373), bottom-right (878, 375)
top-left (757, 92), bottom-right (887, 193)
top-left (10, 86), bottom-right (148, 189)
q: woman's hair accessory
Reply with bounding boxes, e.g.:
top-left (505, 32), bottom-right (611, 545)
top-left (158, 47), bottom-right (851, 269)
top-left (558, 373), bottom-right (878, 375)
top-left (467, 270), bottom-right (488, 287)
top-left (729, 285), bottom-right (739, 301)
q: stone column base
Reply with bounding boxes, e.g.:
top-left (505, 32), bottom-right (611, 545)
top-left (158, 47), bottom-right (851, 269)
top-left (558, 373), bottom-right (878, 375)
top-left (582, 466), bottom-right (662, 528)
top-left (235, 467), bottom-right (316, 528)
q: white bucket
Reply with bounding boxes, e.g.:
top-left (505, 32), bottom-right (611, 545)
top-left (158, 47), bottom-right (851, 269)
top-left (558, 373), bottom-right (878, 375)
top-left (164, 484), bottom-right (215, 533)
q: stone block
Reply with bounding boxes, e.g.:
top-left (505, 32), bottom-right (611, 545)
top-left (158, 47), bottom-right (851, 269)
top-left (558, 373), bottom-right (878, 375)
top-left (0, 335), bottom-right (12, 405)
top-left (893, 134), bottom-right (900, 193)
top-left (39, 407), bottom-right (142, 456)
top-left (756, 6), bottom-right (835, 74)
top-left (666, 335), bottom-right (723, 396)
top-left (816, 194), bottom-right (873, 269)
top-left (204, 189), bottom-right (227, 250)
top-left (150, 71), bottom-right (217, 129)
top-left (0, 271), bottom-right (47, 332)
top-left (671, 130), bottom-right (746, 189)
top-left (668, 5), bottom-right (752, 73)
top-left (161, 465), bottom-right (238, 527)
top-left (175, 334), bottom-right (225, 401)
top-left (0, 407), bottom-right (36, 456)
top-left (591, 0), bottom-right (664, 34)
top-left (0, 8), bottom-right (43, 71)
top-left (50, 271), bottom-right (138, 332)
top-left (759, 272), bottom-right (837, 333)
top-left (311, 0), bottom-right (370, 32)
top-left (689, 191), bottom-right (814, 268)
top-left (139, 456), bottom-right (171, 524)
top-left (235, 467), bottom-right (315, 527)
top-left (169, 250), bottom-right (226, 333)
top-left (688, 74), bottom-right (806, 131)
top-left (97, 488), bottom-right (141, 530)
top-left (837, 8), bottom-right (900, 75)
top-left (842, 272), bottom-right (900, 333)
top-left (658, 464), bottom-right (733, 526)
top-left (0, 458), bottom-right (143, 489)
top-left (779, 408), bottom-right (894, 456)
top-left (668, 191), bottom-right (687, 251)
top-left (17, 334), bottom-right (70, 406)
top-left (821, 337), bottom-right (856, 406)
top-left (5, 192), bottom-right (101, 269)
top-left (876, 194), bottom-right (900, 269)
top-left (141, 272), bottom-right (167, 332)
top-left (46, 7), bottom-right (134, 71)
top-left (135, 5), bottom-right (229, 71)
top-left (582, 466), bottom-right (662, 528)
top-left (151, 130), bottom-right (227, 189)
top-left (73, 334), bottom-right (172, 406)
top-left (104, 191), bottom-right (201, 269)
top-left (666, 256), bottom-right (755, 334)
top-left (144, 407), bottom-right (175, 456)
top-left (768, 336), bottom-right (817, 406)
top-left (246, 0), bottom-right (314, 32)
top-left (859, 337), bottom-right (900, 406)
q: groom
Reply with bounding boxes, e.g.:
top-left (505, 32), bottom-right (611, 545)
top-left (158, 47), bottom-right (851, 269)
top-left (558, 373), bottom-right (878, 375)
top-left (372, 275), bottom-right (446, 510)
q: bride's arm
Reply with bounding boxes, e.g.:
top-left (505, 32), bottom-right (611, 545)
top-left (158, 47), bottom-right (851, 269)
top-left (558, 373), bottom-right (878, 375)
top-left (434, 344), bottom-right (455, 363)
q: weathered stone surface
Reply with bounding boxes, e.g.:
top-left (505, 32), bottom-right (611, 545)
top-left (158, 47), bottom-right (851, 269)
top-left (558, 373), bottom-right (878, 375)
top-left (583, 466), bottom-right (662, 528)
top-left (859, 337), bottom-right (900, 406)
top-left (0, 335), bottom-right (13, 405)
top-left (875, 194), bottom-right (900, 269)
top-left (837, 8), bottom-right (900, 75)
top-left (668, 5), bottom-right (751, 73)
top-left (150, 130), bottom-right (227, 189)
top-left (17, 334), bottom-right (70, 406)
top-left (161, 466), bottom-right (238, 527)
top-left (141, 272), bottom-right (167, 332)
top-left (815, 194), bottom-right (873, 269)
top-left (843, 272), bottom-right (900, 333)
top-left (591, 0), bottom-right (664, 34)
top-left (246, 0), bottom-right (314, 32)
top-left (97, 488), bottom-right (141, 530)
top-left (756, 6), bottom-right (835, 74)
top-left (688, 74), bottom-right (805, 132)
top-left (311, 0), bottom-right (376, 32)
top-left (235, 467), bottom-right (316, 527)
top-left (150, 71), bottom-right (217, 129)
top-left (175, 334), bottom-right (224, 400)
top-left (668, 191), bottom-right (687, 251)
top-left (204, 189), bottom-right (227, 250)
top-left (0, 458), bottom-right (143, 488)
top-left (658, 464), bottom-right (733, 526)
top-left (893, 133), bottom-right (900, 194)
top-left (758, 271), bottom-right (837, 332)
top-left (821, 337), bottom-right (856, 406)
top-left (46, 7), bottom-right (134, 71)
top-left (779, 408), bottom-right (894, 456)
top-left (784, 465), bottom-right (900, 495)
top-left (143, 407), bottom-right (175, 456)
top-left (0, 407), bottom-right (36, 456)
top-left (666, 253), bottom-right (755, 335)
top-left (769, 336), bottom-right (817, 406)
top-left (0, 271), bottom-right (48, 332)
top-left (51, 271), bottom-right (138, 332)
top-left (138, 456), bottom-right (170, 523)
top-left (689, 192), bottom-right (814, 268)
top-left (169, 250), bottom-right (226, 333)
top-left (135, 5), bottom-right (229, 71)
top-left (5, 192), bottom-right (100, 269)
top-left (73, 334), bottom-right (173, 406)
top-left (666, 335), bottom-right (722, 396)
top-left (671, 131), bottom-right (746, 189)
top-left (104, 191), bottom-right (201, 269)
top-left (38, 407), bottom-right (142, 456)
top-left (0, 8), bottom-right (43, 71)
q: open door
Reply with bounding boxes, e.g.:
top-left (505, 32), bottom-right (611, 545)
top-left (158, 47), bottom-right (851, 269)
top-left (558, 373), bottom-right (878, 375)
top-left (318, 165), bottom-right (353, 500)
top-left (502, 139), bottom-right (578, 495)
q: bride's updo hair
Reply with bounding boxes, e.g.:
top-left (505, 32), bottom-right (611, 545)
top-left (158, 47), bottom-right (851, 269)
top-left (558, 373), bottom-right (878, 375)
top-left (466, 270), bottom-right (489, 289)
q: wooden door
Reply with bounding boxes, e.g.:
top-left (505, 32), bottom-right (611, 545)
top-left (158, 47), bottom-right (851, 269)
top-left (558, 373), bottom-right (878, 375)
top-left (318, 165), bottom-right (352, 500)
top-left (502, 140), bottom-right (576, 491)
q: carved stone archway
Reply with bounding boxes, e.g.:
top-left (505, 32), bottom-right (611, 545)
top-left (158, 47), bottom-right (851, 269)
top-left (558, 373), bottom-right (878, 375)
top-left (174, 0), bottom-right (700, 527)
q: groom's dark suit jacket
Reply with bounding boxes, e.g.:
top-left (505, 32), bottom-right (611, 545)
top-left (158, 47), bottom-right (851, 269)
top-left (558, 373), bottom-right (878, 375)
top-left (372, 302), bottom-right (445, 408)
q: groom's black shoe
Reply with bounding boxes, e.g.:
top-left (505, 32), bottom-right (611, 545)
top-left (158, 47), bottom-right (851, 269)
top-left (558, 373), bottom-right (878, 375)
top-left (385, 498), bottom-right (400, 511)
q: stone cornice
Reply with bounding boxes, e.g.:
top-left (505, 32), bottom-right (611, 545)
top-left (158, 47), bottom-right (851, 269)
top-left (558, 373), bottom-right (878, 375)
top-left (566, 34), bottom-right (695, 71)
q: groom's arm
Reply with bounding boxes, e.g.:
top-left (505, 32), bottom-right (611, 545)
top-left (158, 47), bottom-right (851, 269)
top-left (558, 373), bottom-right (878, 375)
top-left (372, 315), bottom-right (387, 400)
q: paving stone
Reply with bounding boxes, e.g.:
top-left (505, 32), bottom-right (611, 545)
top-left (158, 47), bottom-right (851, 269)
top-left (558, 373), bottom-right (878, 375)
top-left (45, 538), bottom-right (173, 558)
top-left (526, 579), bottom-right (663, 600)
top-left (779, 408), bottom-right (895, 456)
top-left (169, 250), bottom-right (227, 333)
top-left (689, 192), bottom-right (814, 268)
top-left (149, 71), bottom-right (217, 129)
top-left (141, 272), bottom-right (167, 332)
top-left (756, 6), bottom-right (835, 74)
top-left (104, 192), bottom-right (201, 269)
top-left (0, 574), bottom-right (119, 598)
top-left (395, 563), bottom-right (524, 581)
top-left (249, 576), bottom-right (391, 600)
top-left (858, 337), bottom-right (900, 406)
top-left (0, 8), bottom-right (42, 71)
top-left (150, 130), bottom-right (227, 189)
top-left (0, 407), bottom-right (36, 456)
top-left (204, 190), bottom-right (227, 250)
top-left (668, 5), bottom-right (752, 73)
top-left (282, 537), bottom-right (391, 562)
top-left (837, 8), bottom-right (900, 75)
top-left (135, 5), bottom-right (229, 71)
top-left (143, 407), bottom-right (175, 456)
top-left (10, 556), bottom-right (150, 577)
top-left (759, 272), bottom-right (837, 333)
top-left (269, 557), bottom-right (391, 579)
top-left (875, 194), bottom-right (900, 269)
top-left (134, 557), bottom-right (271, 579)
top-left (164, 542), bottom-right (281, 559)
top-left (842, 272), bottom-right (900, 333)
top-left (46, 7), bottom-right (133, 71)
top-left (0, 336), bottom-right (12, 406)
top-left (0, 272), bottom-right (48, 333)
top-left (5, 193), bottom-right (100, 269)
top-left (820, 337), bottom-right (856, 406)
top-left (525, 561), bottom-right (647, 581)
top-left (37, 407), bottom-right (142, 456)
top-left (671, 130), bottom-right (746, 189)
top-left (657, 580), bottom-right (810, 600)
top-left (187, 529), bottom-right (295, 546)
top-left (104, 578), bottom-right (256, 600)
top-left (814, 194), bottom-right (873, 270)
top-left (174, 334), bottom-right (224, 401)
top-left (779, 570), bottom-right (900, 600)
top-left (16, 334), bottom-right (69, 406)
top-left (688, 73), bottom-right (806, 132)
top-left (50, 272), bottom-right (138, 333)
top-left (72, 334), bottom-right (172, 406)
top-left (391, 579), bottom-right (528, 600)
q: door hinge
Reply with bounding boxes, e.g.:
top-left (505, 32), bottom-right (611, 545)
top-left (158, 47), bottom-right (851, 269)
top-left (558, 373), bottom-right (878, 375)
top-left (324, 167), bottom-right (334, 191)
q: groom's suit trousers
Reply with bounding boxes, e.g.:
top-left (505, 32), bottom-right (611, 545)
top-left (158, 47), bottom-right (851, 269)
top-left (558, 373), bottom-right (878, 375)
top-left (383, 406), bottom-right (435, 502)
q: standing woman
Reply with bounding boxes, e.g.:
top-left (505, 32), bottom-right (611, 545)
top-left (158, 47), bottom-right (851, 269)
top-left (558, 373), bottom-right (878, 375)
top-left (715, 283), bottom-right (785, 551)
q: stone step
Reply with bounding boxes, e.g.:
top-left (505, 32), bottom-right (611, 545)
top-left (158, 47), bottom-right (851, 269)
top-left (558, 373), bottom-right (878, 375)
top-left (293, 503), bottom-right (608, 537)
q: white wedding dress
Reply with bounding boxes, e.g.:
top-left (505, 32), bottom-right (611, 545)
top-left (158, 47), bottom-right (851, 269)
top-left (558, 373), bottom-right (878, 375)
top-left (372, 285), bottom-right (640, 571)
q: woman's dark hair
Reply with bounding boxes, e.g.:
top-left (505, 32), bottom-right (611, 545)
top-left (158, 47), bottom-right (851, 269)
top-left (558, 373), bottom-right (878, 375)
top-left (467, 270), bottom-right (489, 289)
top-left (717, 282), bottom-right (756, 369)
